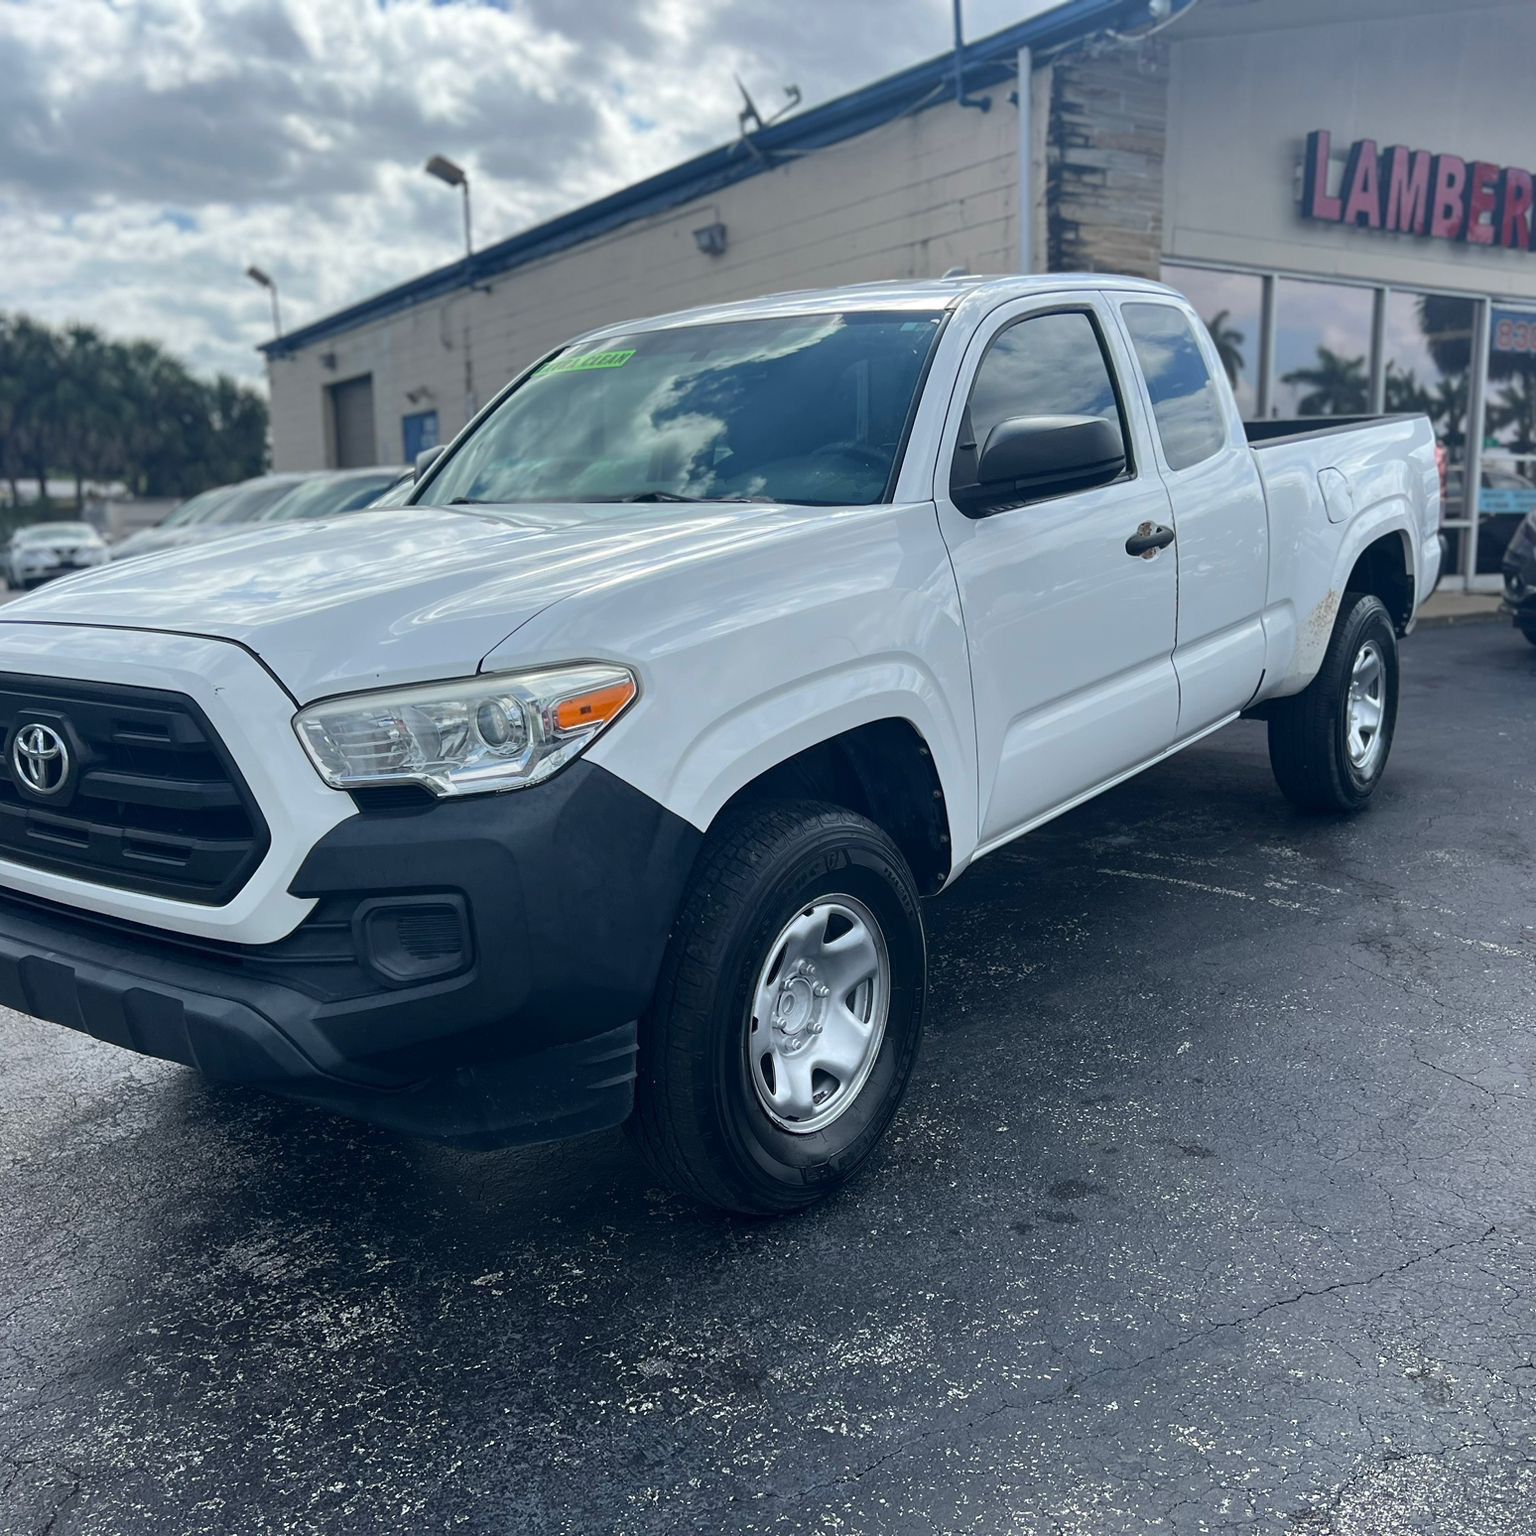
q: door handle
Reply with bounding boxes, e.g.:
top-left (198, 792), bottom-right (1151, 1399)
top-left (1125, 522), bottom-right (1176, 558)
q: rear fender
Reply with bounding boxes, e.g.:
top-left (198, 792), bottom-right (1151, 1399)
top-left (1267, 512), bottom-right (1415, 698)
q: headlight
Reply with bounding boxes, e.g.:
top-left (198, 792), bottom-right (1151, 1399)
top-left (293, 664), bottom-right (637, 797)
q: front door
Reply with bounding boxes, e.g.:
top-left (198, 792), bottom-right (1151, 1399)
top-left (933, 299), bottom-right (1180, 849)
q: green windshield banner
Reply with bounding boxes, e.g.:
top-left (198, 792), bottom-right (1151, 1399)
top-left (535, 349), bottom-right (636, 377)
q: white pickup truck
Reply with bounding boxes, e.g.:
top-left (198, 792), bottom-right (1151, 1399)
top-left (0, 276), bottom-right (1437, 1213)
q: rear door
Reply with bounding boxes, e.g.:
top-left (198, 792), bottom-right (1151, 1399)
top-left (1114, 298), bottom-right (1269, 732)
top-left (933, 296), bottom-right (1180, 850)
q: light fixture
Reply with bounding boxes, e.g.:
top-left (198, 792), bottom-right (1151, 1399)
top-left (425, 154), bottom-right (473, 262)
top-left (693, 222), bottom-right (728, 257)
top-left (245, 264), bottom-right (281, 337)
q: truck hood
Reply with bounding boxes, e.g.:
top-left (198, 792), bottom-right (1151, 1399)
top-left (0, 502), bottom-right (832, 701)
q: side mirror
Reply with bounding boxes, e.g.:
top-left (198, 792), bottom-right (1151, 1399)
top-left (959, 414), bottom-right (1126, 513)
top-left (413, 444), bottom-right (446, 482)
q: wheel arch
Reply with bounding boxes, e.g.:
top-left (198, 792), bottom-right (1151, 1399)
top-left (1345, 526), bottom-right (1415, 633)
top-left (706, 718), bottom-right (954, 894)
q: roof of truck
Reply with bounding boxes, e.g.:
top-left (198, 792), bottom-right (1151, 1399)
top-left (573, 274), bottom-right (1185, 343)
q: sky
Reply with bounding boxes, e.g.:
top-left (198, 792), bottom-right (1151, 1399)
top-left (0, 0), bottom-right (1057, 385)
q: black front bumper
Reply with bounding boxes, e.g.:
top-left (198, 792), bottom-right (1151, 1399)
top-left (0, 762), bottom-right (701, 1148)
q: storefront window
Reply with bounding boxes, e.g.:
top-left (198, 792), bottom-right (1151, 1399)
top-left (1479, 306), bottom-right (1536, 574)
top-left (1273, 278), bottom-right (1373, 418)
top-left (1381, 292), bottom-right (1473, 571)
top-left (1162, 264), bottom-right (1262, 417)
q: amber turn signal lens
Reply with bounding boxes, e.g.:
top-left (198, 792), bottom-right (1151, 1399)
top-left (553, 679), bottom-right (636, 733)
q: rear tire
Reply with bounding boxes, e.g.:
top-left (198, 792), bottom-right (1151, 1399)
top-left (631, 800), bottom-right (926, 1215)
top-left (1267, 592), bottom-right (1399, 813)
top-left (1519, 623), bottom-right (1536, 649)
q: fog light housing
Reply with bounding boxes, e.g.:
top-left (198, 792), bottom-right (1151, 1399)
top-left (354, 895), bottom-right (472, 985)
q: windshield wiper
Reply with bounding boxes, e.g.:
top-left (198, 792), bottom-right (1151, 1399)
top-left (618, 491), bottom-right (783, 504)
top-left (447, 496), bottom-right (494, 506)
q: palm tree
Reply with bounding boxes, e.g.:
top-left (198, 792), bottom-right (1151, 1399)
top-left (1429, 373), bottom-right (1468, 451)
top-left (1203, 309), bottom-right (1245, 388)
top-left (0, 311), bottom-right (269, 509)
top-left (1384, 362), bottom-right (1432, 418)
top-left (1489, 366), bottom-right (1536, 452)
top-left (1281, 346), bottom-right (1369, 416)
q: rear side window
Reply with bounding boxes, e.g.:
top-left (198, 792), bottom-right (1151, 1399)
top-left (953, 309), bottom-right (1128, 493)
top-left (1121, 302), bottom-right (1228, 471)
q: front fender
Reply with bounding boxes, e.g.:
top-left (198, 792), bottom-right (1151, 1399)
top-left (480, 501), bottom-right (981, 862)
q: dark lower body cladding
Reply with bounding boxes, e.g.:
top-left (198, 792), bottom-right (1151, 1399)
top-left (0, 762), bottom-right (701, 1148)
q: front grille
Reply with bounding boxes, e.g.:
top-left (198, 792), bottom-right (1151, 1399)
top-left (0, 673), bottom-right (269, 904)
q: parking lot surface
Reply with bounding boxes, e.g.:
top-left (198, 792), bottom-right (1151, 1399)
top-left (2, 621), bottom-right (1534, 1535)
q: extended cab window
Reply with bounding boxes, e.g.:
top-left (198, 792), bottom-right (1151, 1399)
top-left (1121, 302), bottom-right (1228, 471)
top-left (951, 309), bottom-right (1129, 499)
top-left (423, 310), bottom-right (944, 509)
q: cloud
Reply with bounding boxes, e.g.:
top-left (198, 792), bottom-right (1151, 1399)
top-left (0, 0), bottom-right (1043, 381)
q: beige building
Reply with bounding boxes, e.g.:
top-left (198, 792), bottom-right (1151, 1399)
top-left (265, 0), bottom-right (1536, 587)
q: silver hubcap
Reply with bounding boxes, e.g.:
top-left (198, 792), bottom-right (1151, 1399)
top-left (748, 895), bottom-right (890, 1134)
top-left (1346, 639), bottom-right (1387, 775)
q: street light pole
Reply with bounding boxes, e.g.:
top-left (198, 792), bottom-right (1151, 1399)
top-left (425, 154), bottom-right (473, 264)
top-left (245, 265), bottom-right (282, 338)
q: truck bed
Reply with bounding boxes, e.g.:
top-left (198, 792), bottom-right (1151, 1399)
top-left (1243, 414), bottom-right (1415, 449)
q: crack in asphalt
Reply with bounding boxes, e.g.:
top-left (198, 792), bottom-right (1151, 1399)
top-left (719, 1226), bottom-right (1508, 1520)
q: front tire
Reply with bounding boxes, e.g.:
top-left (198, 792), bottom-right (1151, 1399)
top-left (1267, 591), bottom-right (1399, 813)
top-left (631, 800), bottom-right (926, 1215)
top-left (1519, 623), bottom-right (1536, 649)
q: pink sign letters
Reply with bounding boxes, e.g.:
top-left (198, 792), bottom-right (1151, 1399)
top-left (1302, 130), bottom-right (1534, 253)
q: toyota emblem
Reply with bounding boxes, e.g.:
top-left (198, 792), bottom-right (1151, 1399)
top-left (12, 723), bottom-right (70, 796)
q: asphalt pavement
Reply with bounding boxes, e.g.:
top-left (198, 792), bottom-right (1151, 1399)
top-left (2, 620), bottom-right (1535, 1536)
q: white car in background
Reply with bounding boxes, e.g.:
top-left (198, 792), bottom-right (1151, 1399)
top-left (2, 523), bottom-right (109, 589)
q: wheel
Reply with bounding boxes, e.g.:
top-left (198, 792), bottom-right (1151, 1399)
top-left (631, 800), bottom-right (926, 1215)
top-left (1267, 591), bottom-right (1399, 813)
top-left (1519, 623), bottom-right (1536, 649)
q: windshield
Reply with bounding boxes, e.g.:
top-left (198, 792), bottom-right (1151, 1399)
top-left (422, 310), bottom-right (944, 509)
top-left (259, 473), bottom-right (400, 523)
top-left (204, 479), bottom-right (302, 525)
top-left (18, 523), bottom-right (95, 543)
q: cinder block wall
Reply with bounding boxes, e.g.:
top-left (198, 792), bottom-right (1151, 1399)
top-left (1047, 40), bottom-right (1169, 278)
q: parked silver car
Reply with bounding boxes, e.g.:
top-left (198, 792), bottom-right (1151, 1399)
top-left (109, 475), bottom-right (306, 563)
top-left (110, 469), bottom-right (404, 562)
top-left (254, 467), bottom-right (407, 524)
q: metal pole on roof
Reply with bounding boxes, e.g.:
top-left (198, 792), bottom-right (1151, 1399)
top-left (951, 0), bottom-right (990, 111)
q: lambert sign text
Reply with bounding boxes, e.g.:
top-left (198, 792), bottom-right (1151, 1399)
top-left (1301, 130), bottom-right (1533, 253)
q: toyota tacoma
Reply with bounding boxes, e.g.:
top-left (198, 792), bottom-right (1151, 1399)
top-left (0, 276), bottom-right (1439, 1213)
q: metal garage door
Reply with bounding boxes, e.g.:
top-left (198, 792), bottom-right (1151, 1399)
top-left (329, 375), bottom-right (377, 468)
